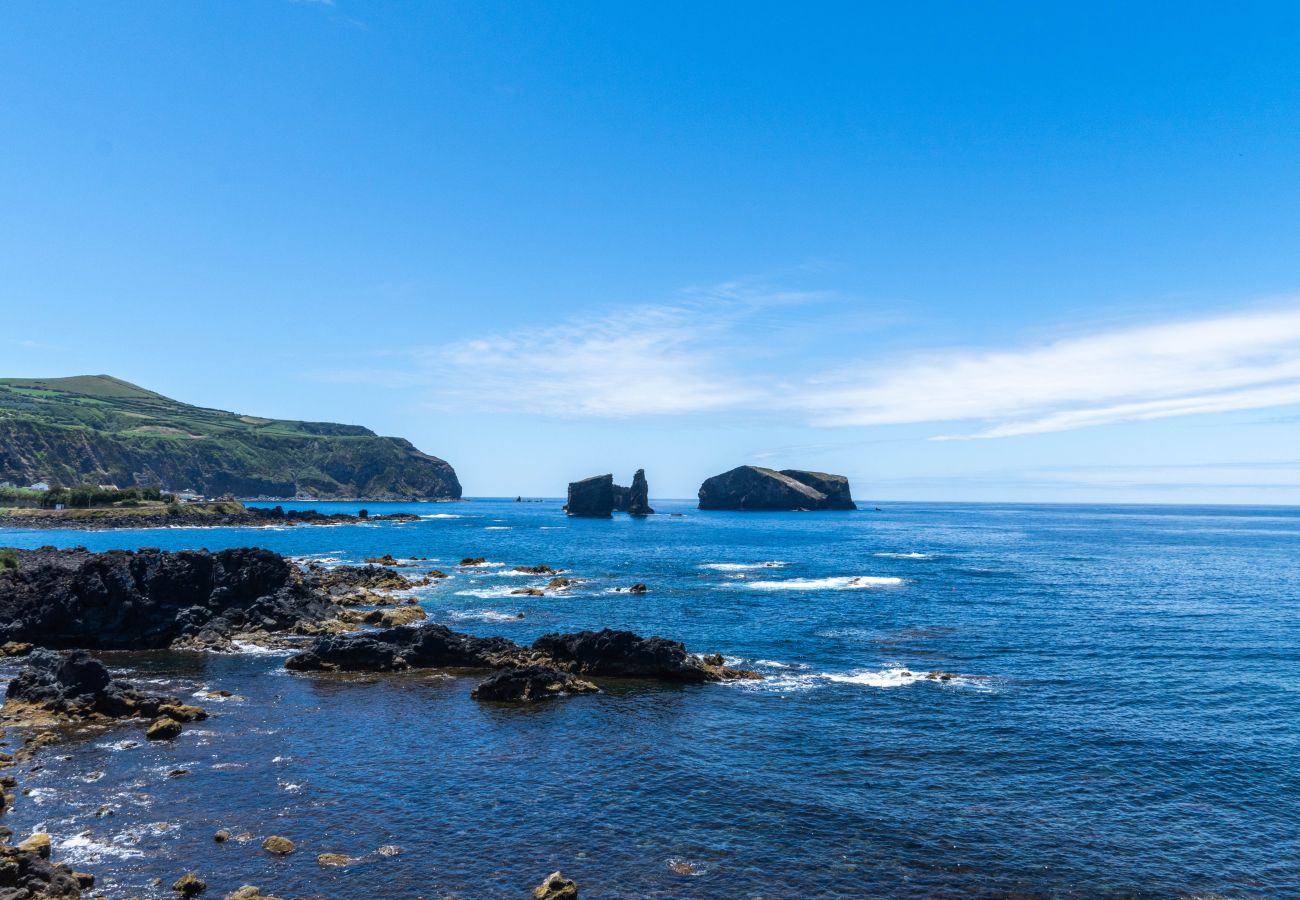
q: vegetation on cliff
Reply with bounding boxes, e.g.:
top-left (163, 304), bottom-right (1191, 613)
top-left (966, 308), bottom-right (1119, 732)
top-left (0, 375), bottom-right (460, 499)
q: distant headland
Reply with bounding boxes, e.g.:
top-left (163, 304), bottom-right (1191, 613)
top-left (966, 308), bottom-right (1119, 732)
top-left (0, 375), bottom-right (461, 501)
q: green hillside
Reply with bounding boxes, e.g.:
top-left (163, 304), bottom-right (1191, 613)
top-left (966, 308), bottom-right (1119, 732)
top-left (0, 375), bottom-right (461, 500)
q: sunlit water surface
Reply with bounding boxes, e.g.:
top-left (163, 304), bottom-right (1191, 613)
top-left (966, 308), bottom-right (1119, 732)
top-left (3, 499), bottom-right (1298, 897)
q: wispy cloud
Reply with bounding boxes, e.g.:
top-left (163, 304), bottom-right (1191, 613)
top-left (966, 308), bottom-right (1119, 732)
top-left (319, 289), bottom-right (1300, 437)
top-left (801, 305), bottom-right (1300, 438)
top-left (322, 281), bottom-right (821, 417)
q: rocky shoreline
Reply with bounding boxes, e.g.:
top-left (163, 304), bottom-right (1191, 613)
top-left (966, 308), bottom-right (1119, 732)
top-left (0, 505), bottom-right (421, 531)
top-left (0, 543), bottom-right (759, 896)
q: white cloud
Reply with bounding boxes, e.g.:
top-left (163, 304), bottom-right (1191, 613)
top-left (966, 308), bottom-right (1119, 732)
top-left (335, 282), bottom-right (819, 417)
top-left (319, 291), bottom-right (1300, 438)
top-left (801, 305), bottom-right (1300, 438)
top-left (423, 302), bottom-right (759, 417)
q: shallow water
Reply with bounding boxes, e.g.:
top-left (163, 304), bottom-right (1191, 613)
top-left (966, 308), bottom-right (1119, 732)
top-left (3, 499), bottom-right (1299, 897)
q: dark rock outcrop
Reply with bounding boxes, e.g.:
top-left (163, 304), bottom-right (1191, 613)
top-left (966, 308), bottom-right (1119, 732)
top-left (565, 475), bottom-right (614, 518)
top-left (285, 624), bottom-right (757, 684)
top-left (533, 871), bottom-right (578, 900)
top-left (697, 466), bottom-right (857, 511)
top-left (0, 547), bottom-right (339, 650)
top-left (778, 470), bottom-right (856, 510)
top-left (1, 835), bottom-right (87, 899)
top-left (569, 469), bottom-right (653, 516)
top-left (532, 629), bottom-right (749, 682)
top-left (471, 666), bottom-right (598, 702)
top-left (2, 648), bottom-right (207, 728)
top-left (625, 469), bottom-right (653, 515)
top-left (284, 624), bottom-right (527, 673)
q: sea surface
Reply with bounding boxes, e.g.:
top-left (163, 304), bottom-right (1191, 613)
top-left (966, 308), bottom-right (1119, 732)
top-left (2, 500), bottom-right (1299, 898)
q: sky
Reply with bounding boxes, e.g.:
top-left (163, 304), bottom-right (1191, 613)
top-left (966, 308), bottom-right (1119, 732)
top-left (3, 2), bottom-right (1300, 502)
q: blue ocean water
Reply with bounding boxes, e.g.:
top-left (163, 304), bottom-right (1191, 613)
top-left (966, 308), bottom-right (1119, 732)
top-left (3, 499), bottom-right (1299, 898)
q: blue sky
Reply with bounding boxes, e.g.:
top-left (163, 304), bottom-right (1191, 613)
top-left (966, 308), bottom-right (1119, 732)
top-left (4, 2), bottom-right (1300, 501)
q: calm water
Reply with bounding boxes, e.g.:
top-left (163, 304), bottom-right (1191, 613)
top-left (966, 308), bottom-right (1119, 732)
top-left (3, 500), bottom-right (1299, 898)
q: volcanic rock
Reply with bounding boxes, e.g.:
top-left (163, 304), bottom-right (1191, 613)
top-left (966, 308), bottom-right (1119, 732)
top-left (533, 871), bottom-right (578, 900)
top-left (565, 475), bottom-right (614, 518)
top-left (532, 629), bottom-right (738, 681)
top-left (146, 717), bottom-right (183, 741)
top-left (285, 623), bottom-right (757, 683)
top-left (2, 833), bottom-right (85, 900)
top-left (697, 466), bottom-right (857, 511)
top-left (261, 836), bottom-right (295, 855)
top-left (0, 547), bottom-right (339, 650)
top-left (626, 469), bottom-right (653, 515)
top-left (284, 624), bottom-right (527, 673)
top-left (172, 872), bottom-right (207, 895)
top-left (471, 666), bottom-right (598, 702)
top-left (778, 470), bottom-right (856, 510)
top-left (2, 649), bottom-right (207, 731)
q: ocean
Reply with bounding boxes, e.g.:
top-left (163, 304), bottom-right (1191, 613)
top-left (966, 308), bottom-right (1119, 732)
top-left (3, 499), bottom-right (1298, 898)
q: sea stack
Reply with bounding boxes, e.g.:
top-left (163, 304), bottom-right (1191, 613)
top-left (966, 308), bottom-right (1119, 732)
top-left (566, 474), bottom-right (615, 517)
top-left (626, 469), bottom-right (653, 515)
top-left (697, 466), bottom-right (857, 511)
top-left (566, 470), bottom-right (653, 517)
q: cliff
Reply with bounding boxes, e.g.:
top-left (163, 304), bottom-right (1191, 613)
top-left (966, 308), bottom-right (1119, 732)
top-left (0, 375), bottom-right (460, 500)
top-left (697, 465), bottom-right (858, 511)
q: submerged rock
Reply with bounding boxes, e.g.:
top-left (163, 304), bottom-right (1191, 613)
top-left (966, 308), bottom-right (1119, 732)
top-left (565, 474), bottom-right (614, 518)
top-left (2, 649), bottom-right (208, 732)
top-left (316, 853), bottom-right (350, 867)
top-left (533, 871), bottom-right (578, 900)
top-left (261, 836), bottom-right (295, 856)
top-left (225, 887), bottom-right (284, 900)
top-left (172, 872), bottom-right (207, 895)
top-left (0, 547), bottom-right (339, 650)
top-left (471, 666), bottom-right (598, 702)
top-left (697, 466), bottom-right (857, 511)
top-left (146, 717), bottom-right (183, 741)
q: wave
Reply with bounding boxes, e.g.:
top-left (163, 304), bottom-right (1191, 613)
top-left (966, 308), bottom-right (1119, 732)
top-left (874, 552), bottom-right (931, 559)
top-left (56, 832), bottom-right (145, 863)
top-left (741, 576), bottom-right (903, 590)
top-left (446, 609), bottom-right (525, 623)
top-left (824, 667), bottom-right (986, 689)
top-left (700, 561), bottom-right (787, 571)
top-left (725, 657), bottom-right (986, 692)
top-left (229, 640), bottom-right (296, 656)
top-left (420, 513), bottom-right (462, 519)
top-left (453, 586), bottom-right (536, 599)
top-left (484, 526), bottom-right (512, 530)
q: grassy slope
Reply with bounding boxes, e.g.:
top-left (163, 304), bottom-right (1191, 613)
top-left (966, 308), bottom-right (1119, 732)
top-left (0, 375), bottom-right (461, 499)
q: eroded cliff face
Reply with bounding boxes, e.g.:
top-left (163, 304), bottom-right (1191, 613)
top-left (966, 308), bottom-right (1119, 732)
top-left (0, 420), bottom-right (461, 499)
top-left (567, 470), bottom-right (654, 517)
top-left (697, 465), bottom-right (858, 511)
top-left (0, 376), bottom-right (461, 499)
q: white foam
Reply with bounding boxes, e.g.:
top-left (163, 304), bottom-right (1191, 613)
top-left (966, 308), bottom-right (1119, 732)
top-left (421, 513), bottom-right (462, 519)
top-left (742, 575), bottom-right (903, 590)
top-left (96, 739), bottom-right (141, 752)
top-left (229, 640), bottom-right (294, 656)
top-left (459, 560), bottom-right (504, 568)
top-left (447, 609), bottom-right (525, 623)
top-left (454, 586), bottom-right (536, 599)
top-left (874, 552), bottom-right (931, 559)
top-left (700, 561), bottom-right (786, 571)
top-left (484, 526), bottom-right (512, 530)
top-left (56, 832), bottom-right (145, 863)
top-left (825, 667), bottom-right (987, 690)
